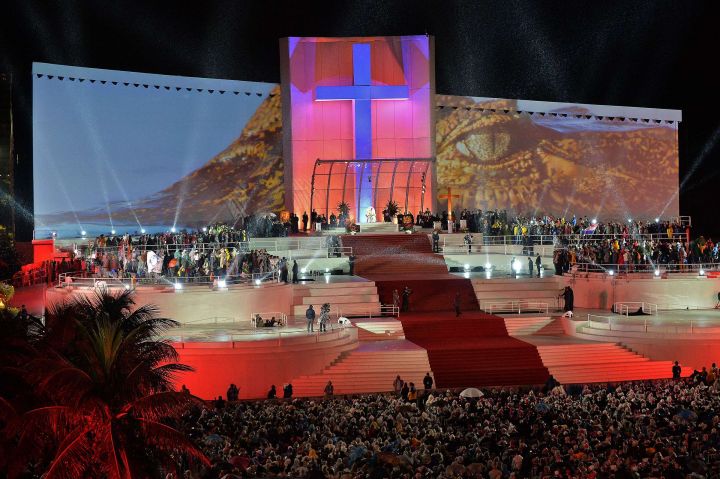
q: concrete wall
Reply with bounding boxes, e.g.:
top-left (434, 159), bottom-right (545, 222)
top-left (562, 275), bottom-right (720, 310)
top-left (176, 328), bottom-right (358, 399)
top-left (47, 283), bottom-right (295, 323)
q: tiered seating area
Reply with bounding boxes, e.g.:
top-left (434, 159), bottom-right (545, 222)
top-left (292, 279), bottom-right (381, 317)
top-left (340, 234), bottom-right (448, 276)
top-left (535, 342), bottom-right (689, 384)
top-left (473, 277), bottom-right (562, 312)
top-left (401, 312), bottom-right (550, 388)
top-left (290, 340), bottom-right (432, 396)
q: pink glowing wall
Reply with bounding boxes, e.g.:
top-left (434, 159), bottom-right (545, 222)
top-left (280, 36), bottom-right (435, 218)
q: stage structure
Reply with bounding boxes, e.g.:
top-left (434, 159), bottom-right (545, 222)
top-left (280, 35), bottom-right (436, 223)
top-left (310, 158), bottom-right (432, 221)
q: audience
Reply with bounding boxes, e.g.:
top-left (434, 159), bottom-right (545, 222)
top-left (174, 378), bottom-right (720, 478)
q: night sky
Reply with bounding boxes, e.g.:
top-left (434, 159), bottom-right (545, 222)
top-left (2, 0), bottom-right (719, 239)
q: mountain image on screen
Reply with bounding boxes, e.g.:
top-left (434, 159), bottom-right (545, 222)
top-left (39, 86), bottom-right (284, 232)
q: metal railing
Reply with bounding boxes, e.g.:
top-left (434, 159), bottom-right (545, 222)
top-left (441, 232), bottom-right (689, 249)
top-left (250, 312), bottom-right (288, 327)
top-left (171, 326), bottom-right (354, 348)
top-left (613, 302), bottom-right (658, 316)
top-left (337, 303), bottom-right (399, 319)
top-left (57, 270), bottom-right (280, 288)
top-left (584, 313), bottom-right (704, 335)
top-left (481, 300), bottom-right (551, 314)
top-left (73, 237), bottom-right (345, 254)
top-left (571, 262), bottom-right (719, 275)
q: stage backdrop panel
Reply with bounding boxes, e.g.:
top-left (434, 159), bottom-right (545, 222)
top-left (280, 36), bottom-right (435, 222)
top-left (32, 63), bottom-right (283, 238)
top-left (435, 95), bottom-right (680, 220)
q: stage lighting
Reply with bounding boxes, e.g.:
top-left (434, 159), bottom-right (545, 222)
top-left (628, 219), bottom-right (632, 223)
top-left (464, 264), bottom-right (470, 271)
top-left (608, 270), bottom-right (614, 276)
top-left (591, 219), bottom-right (597, 225)
top-left (655, 218), bottom-right (660, 223)
top-left (174, 282), bottom-right (183, 290)
top-left (325, 268), bottom-right (330, 273)
top-left (654, 269), bottom-right (660, 277)
top-left (254, 279), bottom-right (261, 286)
top-left (170, 227), bottom-right (177, 233)
top-left (140, 228), bottom-right (146, 234)
top-left (512, 260), bottom-right (522, 273)
top-left (81, 230), bottom-right (87, 236)
top-left (217, 279), bottom-right (227, 289)
top-left (485, 262), bottom-right (492, 269)
top-left (111, 229), bottom-right (116, 235)
top-left (124, 284), bottom-right (131, 290)
top-left (202, 227), bottom-right (207, 232)
top-left (52, 231), bottom-right (57, 237)
top-left (464, 272), bottom-right (470, 279)
top-left (699, 269), bottom-right (706, 276)
top-left (301, 267), bottom-right (307, 274)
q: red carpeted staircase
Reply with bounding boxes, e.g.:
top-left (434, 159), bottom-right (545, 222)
top-left (341, 234), bottom-right (448, 276)
top-left (401, 312), bottom-right (550, 388)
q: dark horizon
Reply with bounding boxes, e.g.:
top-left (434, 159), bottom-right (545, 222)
top-left (2, 0), bottom-right (719, 239)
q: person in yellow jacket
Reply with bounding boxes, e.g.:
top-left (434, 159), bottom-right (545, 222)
top-left (407, 382), bottom-right (418, 403)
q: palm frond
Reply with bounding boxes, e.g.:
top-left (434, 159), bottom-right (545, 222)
top-left (136, 417), bottom-right (210, 466)
top-left (128, 391), bottom-right (203, 421)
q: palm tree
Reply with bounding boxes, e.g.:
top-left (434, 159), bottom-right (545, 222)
top-left (6, 289), bottom-right (208, 478)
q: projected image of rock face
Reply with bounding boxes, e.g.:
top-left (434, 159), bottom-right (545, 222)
top-left (33, 64), bottom-right (284, 238)
top-left (435, 96), bottom-right (679, 218)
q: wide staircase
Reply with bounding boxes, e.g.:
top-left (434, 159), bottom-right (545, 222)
top-left (503, 316), bottom-right (565, 336)
top-left (292, 280), bottom-right (381, 318)
top-left (536, 342), bottom-right (689, 384)
top-left (352, 318), bottom-right (405, 341)
top-left (473, 277), bottom-right (563, 312)
top-left (400, 312), bottom-right (550, 388)
top-left (291, 340), bottom-right (432, 396)
top-left (341, 234), bottom-right (448, 276)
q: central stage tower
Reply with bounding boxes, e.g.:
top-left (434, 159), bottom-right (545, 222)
top-left (280, 35), bottom-right (436, 222)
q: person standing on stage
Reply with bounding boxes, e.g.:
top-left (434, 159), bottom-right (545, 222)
top-left (454, 291), bottom-right (462, 317)
top-left (535, 254), bottom-right (542, 277)
top-left (464, 232), bottom-right (473, 253)
top-left (302, 212), bottom-right (308, 232)
top-left (305, 304), bottom-right (316, 333)
top-left (423, 372), bottom-right (433, 390)
top-left (349, 254), bottom-right (356, 276)
top-left (559, 286), bottom-right (574, 312)
top-left (432, 229), bottom-right (440, 253)
top-left (392, 289), bottom-right (400, 312)
top-left (401, 286), bottom-right (413, 312)
top-left (528, 257), bottom-right (534, 277)
top-left (292, 260), bottom-right (299, 283)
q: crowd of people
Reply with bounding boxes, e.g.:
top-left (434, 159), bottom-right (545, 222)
top-left (170, 377), bottom-right (720, 478)
top-left (552, 235), bottom-right (718, 274)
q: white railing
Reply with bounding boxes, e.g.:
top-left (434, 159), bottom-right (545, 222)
top-left (250, 312), bottom-right (288, 327)
top-left (481, 300), bottom-right (550, 314)
top-left (336, 304), bottom-right (399, 319)
top-left (58, 270), bottom-right (280, 288)
top-left (572, 262), bottom-right (720, 276)
top-left (613, 302), bottom-right (658, 316)
top-left (585, 313), bottom-right (703, 335)
top-left (171, 327), bottom-right (354, 348)
top-left (441, 232), bottom-right (689, 249)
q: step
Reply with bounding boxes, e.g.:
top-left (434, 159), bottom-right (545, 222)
top-left (293, 286), bottom-right (379, 297)
top-left (296, 294), bottom-right (380, 305)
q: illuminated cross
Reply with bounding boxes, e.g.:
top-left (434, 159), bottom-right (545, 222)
top-left (439, 187), bottom-right (461, 221)
top-left (315, 43), bottom-right (409, 221)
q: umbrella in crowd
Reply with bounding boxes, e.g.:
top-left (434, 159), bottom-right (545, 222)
top-left (459, 387), bottom-right (484, 398)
